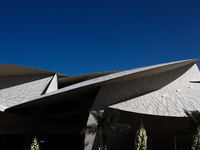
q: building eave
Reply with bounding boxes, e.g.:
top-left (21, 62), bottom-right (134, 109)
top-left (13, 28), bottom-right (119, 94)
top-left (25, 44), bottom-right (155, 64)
top-left (6, 58), bottom-right (199, 110)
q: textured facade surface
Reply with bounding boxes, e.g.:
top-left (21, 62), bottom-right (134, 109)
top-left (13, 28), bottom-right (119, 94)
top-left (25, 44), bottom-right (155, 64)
top-left (98, 63), bottom-right (200, 116)
top-left (0, 59), bottom-right (198, 150)
top-left (0, 75), bottom-right (54, 110)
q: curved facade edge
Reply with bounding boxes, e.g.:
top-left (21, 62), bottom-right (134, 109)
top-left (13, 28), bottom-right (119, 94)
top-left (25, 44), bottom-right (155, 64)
top-left (84, 60), bottom-right (200, 150)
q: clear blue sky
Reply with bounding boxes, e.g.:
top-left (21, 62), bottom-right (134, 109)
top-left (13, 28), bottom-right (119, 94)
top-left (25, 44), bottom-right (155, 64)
top-left (0, 0), bottom-right (200, 76)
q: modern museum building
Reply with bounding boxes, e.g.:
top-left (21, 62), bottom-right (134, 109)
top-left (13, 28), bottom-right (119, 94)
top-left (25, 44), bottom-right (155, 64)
top-left (0, 59), bottom-right (199, 150)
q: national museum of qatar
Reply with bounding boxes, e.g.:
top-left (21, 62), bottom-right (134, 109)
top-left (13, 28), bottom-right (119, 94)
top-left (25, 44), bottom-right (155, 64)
top-left (0, 59), bottom-right (199, 149)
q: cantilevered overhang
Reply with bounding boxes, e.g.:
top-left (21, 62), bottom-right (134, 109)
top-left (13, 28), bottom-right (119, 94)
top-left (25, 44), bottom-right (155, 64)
top-left (0, 63), bottom-right (66, 77)
top-left (6, 58), bottom-right (200, 110)
top-left (58, 71), bottom-right (120, 88)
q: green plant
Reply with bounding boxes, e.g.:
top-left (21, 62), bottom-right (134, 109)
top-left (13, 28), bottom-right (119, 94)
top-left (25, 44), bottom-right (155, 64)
top-left (174, 110), bottom-right (200, 137)
top-left (184, 109), bottom-right (200, 135)
top-left (134, 122), bottom-right (147, 150)
top-left (192, 126), bottom-right (200, 150)
top-left (28, 136), bottom-right (40, 150)
top-left (81, 109), bottom-right (131, 150)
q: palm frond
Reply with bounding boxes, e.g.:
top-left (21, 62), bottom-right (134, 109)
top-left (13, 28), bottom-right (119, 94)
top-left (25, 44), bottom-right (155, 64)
top-left (177, 109), bottom-right (200, 136)
top-left (104, 109), bottom-right (119, 125)
top-left (81, 123), bottom-right (97, 135)
top-left (184, 109), bottom-right (200, 128)
top-left (81, 109), bottom-right (131, 137)
top-left (110, 123), bottom-right (132, 136)
top-left (90, 110), bottom-right (102, 125)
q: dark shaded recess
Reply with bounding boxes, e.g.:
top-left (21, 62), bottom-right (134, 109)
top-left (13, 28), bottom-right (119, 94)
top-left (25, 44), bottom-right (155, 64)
top-left (0, 133), bottom-right (84, 150)
top-left (46, 99), bottom-right (80, 125)
top-left (5, 89), bottom-right (99, 150)
top-left (46, 99), bottom-right (79, 116)
top-left (190, 81), bottom-right (200, 83)
top-left (0, 134), bottom-right (26, 150)
top-left (94, 108), bottom-right (192, 150)
top-left (37, 133), bottom-right (85, 150)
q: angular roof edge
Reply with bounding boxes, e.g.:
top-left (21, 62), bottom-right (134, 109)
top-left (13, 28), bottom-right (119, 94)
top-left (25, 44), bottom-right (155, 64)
top-left (7, 58), bottom-right (200, 110)
top-left (0, 63), bottom-right (67, 77)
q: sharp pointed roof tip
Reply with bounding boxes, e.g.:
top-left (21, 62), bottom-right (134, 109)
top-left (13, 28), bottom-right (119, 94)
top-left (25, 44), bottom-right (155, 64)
top-left (195, 58), bottom-right (200, 61)
top-left (187, 58), bottom-right (200, 61)
top-left (0, 63), bottom-right (67, 77)
top-left (185, 58), bottom-right (200, 63)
